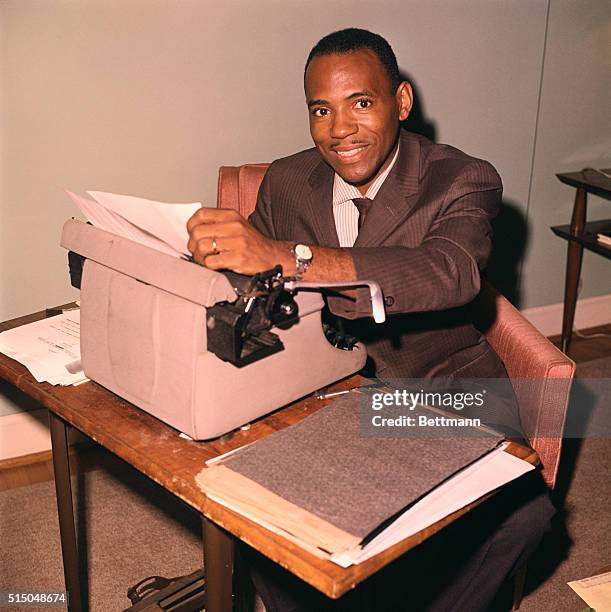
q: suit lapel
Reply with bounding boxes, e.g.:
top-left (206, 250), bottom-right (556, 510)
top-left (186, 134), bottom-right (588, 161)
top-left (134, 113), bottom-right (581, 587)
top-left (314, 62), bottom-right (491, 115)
top-left (354, 132), bottom-right (421, 247)
top-left (303, 159), bottom-right (340, 248)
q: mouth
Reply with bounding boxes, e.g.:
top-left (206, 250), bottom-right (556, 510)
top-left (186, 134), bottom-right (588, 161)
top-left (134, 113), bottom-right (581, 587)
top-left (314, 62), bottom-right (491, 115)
top-left (331, 144), bottom-right (369, 162)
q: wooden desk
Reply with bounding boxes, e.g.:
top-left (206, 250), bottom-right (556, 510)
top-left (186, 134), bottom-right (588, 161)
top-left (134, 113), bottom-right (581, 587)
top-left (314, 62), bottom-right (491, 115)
top-left (0, 309), bottom-right (537, 612)
top-left (552, 168), bottom-right (611, 354)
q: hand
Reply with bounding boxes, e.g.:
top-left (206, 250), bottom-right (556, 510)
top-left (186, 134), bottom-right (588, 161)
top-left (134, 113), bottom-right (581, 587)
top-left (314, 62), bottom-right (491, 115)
top-left (186, 208), bottom-right (292, 275)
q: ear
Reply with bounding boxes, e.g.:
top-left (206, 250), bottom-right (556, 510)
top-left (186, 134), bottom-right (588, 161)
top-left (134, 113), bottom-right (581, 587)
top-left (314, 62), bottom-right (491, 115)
top-left (396, 81), bottom-right (413, 122)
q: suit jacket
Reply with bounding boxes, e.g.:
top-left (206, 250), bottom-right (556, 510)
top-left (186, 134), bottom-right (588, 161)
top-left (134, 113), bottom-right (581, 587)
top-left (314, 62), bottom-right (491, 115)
top-left (249, 130), bottom-right (506, 382)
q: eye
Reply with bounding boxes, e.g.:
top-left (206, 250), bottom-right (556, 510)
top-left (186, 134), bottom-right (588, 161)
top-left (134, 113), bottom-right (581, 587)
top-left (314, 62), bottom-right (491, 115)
top-left (355, 97), bottom-right (372, 109)
top-left (311, 107), bottom-right (330, 117)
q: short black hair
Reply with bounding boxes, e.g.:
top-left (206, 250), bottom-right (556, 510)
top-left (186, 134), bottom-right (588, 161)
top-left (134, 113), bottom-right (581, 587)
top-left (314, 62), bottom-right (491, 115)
top-left (304, 28), bottom-right (401, 93)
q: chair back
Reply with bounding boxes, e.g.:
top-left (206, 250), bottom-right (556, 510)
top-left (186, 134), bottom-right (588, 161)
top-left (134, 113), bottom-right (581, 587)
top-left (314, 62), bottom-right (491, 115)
top-left (471, 285), bottom-right (575, 488)
top-left (217, 164), bottom-right (269, 217)
top-left (217, 164), bottom-right (576, 488)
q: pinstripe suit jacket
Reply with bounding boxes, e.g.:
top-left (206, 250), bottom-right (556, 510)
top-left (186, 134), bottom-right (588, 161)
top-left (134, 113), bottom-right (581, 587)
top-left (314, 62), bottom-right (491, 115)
top-left (249, 130), bottom-right (506, 381)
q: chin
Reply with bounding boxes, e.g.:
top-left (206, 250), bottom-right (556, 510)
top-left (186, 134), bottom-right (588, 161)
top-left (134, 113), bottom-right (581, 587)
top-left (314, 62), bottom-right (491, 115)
top-left (338, 167), bottom-right (375, 187)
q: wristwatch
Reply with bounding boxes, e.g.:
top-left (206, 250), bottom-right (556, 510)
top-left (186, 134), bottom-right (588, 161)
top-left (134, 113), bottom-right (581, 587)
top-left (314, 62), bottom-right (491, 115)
top-left (290, 243), bottom-right (313, 280)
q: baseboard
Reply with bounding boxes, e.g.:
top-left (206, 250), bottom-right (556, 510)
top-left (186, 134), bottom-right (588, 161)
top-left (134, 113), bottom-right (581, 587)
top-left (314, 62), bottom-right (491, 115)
top-left (0, 448), bottom-right (54, 470)
top-left (521, 293), bottom-right (611, 337)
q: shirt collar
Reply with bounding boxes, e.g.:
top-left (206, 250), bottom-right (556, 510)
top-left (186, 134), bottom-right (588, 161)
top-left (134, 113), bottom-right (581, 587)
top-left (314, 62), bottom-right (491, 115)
top-left (332, 141), bottom-right (400, 206)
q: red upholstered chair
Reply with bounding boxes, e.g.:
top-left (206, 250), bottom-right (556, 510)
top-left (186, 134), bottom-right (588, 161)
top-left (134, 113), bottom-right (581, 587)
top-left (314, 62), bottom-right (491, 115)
top-left (216, 163), bottom-right (576, 609)
top-left (470, 284), bottom-right (576, 489)
top-left (217, 164), bottom-right (269, 219)
top-left (470, 284), bottom-right (575, 609)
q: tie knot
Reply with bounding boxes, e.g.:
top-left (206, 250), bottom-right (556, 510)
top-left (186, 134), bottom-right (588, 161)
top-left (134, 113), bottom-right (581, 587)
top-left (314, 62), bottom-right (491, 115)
top-left (352, 197), bottom-right (371, 214)
top-left (352, 197), bottom-right (372, 232)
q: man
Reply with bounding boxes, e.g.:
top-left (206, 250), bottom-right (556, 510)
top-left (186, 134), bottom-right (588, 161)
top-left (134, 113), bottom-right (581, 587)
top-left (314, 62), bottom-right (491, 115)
top-left (186, 28), bottom-right (511, 387)
top-left (188, 28), bottom-right (553, 611)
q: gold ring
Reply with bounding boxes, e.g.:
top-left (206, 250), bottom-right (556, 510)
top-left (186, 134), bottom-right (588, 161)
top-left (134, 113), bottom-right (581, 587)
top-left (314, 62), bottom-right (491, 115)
top-left (212, 238), bottom-right (219, 253)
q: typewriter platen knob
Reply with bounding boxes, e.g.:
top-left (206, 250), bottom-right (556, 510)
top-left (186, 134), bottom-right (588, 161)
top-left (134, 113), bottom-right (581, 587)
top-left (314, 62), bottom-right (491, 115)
top-left (279, 299), bottom-right (297, 317)
top-left (270, 291), bottom-right (298, 329)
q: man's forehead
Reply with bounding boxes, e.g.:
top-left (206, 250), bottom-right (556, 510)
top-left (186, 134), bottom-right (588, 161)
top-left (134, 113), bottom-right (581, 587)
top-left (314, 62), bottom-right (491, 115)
top-left (305, 49), bottom-right (391, 99)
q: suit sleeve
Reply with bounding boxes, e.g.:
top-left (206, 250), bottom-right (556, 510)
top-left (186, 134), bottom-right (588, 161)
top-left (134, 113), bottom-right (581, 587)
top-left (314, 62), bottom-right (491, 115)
top-left (248, 167), bottom-right (277, 239)
top-left (327, 160), bottom-right (502, 319)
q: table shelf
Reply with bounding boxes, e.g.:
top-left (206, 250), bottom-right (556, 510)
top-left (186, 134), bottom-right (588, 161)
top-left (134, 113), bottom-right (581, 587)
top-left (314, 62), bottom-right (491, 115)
top-left (551, 219), bottom-right (611, 260)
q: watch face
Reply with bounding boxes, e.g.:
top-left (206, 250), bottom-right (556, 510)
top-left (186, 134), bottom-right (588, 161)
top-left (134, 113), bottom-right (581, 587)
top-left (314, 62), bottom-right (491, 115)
top-left (295, 244), bottom-right (313, 261)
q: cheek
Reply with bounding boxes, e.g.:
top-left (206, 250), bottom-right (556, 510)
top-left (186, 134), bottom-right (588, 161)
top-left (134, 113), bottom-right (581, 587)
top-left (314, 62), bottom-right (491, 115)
top-left (308, 121), bottom-right (324, 145)
top-left (368, 108), bottom-right (396, 138)
top-left (356, 116), bottom-right (383, 140)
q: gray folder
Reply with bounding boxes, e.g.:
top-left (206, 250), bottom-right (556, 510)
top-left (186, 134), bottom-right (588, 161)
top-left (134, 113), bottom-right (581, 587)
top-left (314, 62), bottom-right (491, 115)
top-left (222, 392), bottom-right (503, 539)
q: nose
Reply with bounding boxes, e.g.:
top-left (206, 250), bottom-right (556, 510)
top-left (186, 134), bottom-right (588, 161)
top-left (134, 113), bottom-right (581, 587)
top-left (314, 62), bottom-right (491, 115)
top-left (330, 109), bottom-right (357, 139)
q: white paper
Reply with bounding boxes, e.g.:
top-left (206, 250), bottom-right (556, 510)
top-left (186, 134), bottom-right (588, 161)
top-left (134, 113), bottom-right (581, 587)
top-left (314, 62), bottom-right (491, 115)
top-left (66, 191), bottom-right (180, 258)
top-left (87, 190), bottom-right (201, 256)
top-left (0, 311), bottom-right (88, 386)
top-left (568, 571), bottom-right (611, 610)
top-left (330, 445), bottom-right (535, 567)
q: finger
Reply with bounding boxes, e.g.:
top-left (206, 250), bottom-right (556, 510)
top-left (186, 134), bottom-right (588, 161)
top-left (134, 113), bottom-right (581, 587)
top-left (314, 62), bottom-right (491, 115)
top-left (201, 252), bottom-right (228, 270)
top-left (187, 225), bottom-right (246, 257)
top-left (191, 236), bottom-right (219, 263)
top-left (188, 220), bottom-right (248, 242)
top-left (186, 207), bottom-right (209, 233)
top-left (186, 208), bottom-right (243, 233)
top-left (202, 251), bottom-right (253, 274)
top-left (193, 235), bottom-right (247, 260)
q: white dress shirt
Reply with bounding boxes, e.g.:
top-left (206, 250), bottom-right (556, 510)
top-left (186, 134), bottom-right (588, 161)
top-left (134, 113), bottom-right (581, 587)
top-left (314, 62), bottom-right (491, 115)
top-left (332, 143), bottom-right (400, 247)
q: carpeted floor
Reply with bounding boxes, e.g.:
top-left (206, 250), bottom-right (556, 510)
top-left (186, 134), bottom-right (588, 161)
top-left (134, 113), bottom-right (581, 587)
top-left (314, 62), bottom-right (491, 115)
top-left (0, 459), bottom-right (203, 610)
top-left (518, 355), bottom-right (611, 611)
top-left (0, 357), bottom-right (609, 611)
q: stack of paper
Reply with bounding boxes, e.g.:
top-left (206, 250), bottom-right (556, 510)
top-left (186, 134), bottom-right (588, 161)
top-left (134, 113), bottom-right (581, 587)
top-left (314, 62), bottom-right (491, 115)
top-left (0, 311), bottom-right (88, 385)
top-left (66, 190), bottom-right (202, 258)
top-left (331, 445), bottom-right (533, 567)
top-left (197, 393), bottom-right (535, 567)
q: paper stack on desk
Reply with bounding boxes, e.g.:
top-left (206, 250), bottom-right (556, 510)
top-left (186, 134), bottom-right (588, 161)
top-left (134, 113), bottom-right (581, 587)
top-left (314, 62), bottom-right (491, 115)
top-left (197, 392), bottom-right (535, 567)
top-left (66, 190), bottom-right (202, 257)
top-left (0, 311), bottom-right (88, 385)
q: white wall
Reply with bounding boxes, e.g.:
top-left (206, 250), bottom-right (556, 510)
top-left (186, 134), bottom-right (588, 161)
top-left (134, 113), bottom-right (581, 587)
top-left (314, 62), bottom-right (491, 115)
top-left (523, 1), bottom-right (611, 307)
top-left (1, 0), bottom-right (610, 450)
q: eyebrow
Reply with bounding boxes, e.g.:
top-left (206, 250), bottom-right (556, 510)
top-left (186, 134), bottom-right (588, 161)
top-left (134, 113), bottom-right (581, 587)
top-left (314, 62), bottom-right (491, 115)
top-left (348, 90), bottom-right (375, 99)
top-left (307, 98), bottom-right (328, 108)
top-left (307, 90), bottom-right (376, 108)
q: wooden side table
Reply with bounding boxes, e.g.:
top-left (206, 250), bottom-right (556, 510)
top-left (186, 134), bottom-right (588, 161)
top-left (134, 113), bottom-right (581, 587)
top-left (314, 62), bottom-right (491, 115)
top-left (551, 168), bottom-right (611, 354)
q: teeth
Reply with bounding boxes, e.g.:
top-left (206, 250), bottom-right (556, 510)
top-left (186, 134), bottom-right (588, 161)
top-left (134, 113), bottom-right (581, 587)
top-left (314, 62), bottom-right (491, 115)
top-left (336, 146), bottom-right (366, 158)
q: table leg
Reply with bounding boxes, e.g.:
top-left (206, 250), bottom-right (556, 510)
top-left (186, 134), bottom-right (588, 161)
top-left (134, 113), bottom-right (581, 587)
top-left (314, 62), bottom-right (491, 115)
top-left (49, 412), bottom-right (83, 612)
top-left (561, 187), bottom-right (587, 354)
top-left (203, 517), bottom-right (235, 612)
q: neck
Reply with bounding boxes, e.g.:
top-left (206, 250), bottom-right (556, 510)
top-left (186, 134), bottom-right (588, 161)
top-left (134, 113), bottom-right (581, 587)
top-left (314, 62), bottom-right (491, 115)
top-left (356, 138), bottom-right (401, 195)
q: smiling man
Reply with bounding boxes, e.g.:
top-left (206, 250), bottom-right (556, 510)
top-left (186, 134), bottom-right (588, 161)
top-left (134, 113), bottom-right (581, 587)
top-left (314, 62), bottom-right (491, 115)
top-left (187, 28), bottom-right (515, 383)
top-left (305, 49), bottom-right (411, 191)
top-left (188, 28), bottom-right (553, 612)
